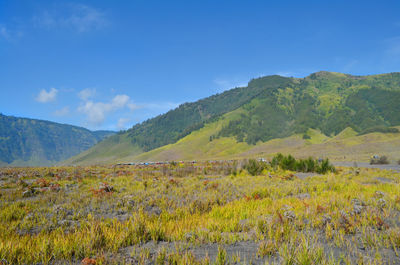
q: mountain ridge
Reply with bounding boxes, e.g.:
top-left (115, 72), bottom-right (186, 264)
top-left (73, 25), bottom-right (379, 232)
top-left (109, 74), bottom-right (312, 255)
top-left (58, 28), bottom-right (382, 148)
top-left (64, 71), bottom-right (400, 165)
top-left (0, 113), bottom-right (115, 166)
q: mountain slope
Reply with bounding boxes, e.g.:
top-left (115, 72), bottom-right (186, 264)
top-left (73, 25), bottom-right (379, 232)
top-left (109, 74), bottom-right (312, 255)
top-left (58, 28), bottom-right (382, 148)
top-left (66, 71), bottom-right (400, 165)
top-left (0, 114), bottom-right (115, 166)
top-left (127, 75), bottom-right (292, 151)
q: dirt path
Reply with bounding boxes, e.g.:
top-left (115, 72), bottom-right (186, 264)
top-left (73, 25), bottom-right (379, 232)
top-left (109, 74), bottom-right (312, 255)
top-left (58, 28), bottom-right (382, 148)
top-left (333, 161), bottom-right (400, 171)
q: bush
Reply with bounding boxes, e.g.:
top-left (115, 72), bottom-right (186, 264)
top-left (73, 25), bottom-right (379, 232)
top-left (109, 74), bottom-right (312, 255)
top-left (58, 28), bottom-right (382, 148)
top-left (398, 159), bottom-right (400, 165)
top-left (358, 126), bottom-right (399, 135)
top-left (243, 159), bottom-right (268, 176)
top-left (370, 155), bottom-right (389, 165)
top-left (270, 153), bottom-right (335, 174)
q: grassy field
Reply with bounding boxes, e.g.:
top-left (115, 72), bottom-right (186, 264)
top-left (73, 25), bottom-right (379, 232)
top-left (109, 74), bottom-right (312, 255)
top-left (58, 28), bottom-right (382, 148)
top-left (1, 159), bottom-right (400, 264)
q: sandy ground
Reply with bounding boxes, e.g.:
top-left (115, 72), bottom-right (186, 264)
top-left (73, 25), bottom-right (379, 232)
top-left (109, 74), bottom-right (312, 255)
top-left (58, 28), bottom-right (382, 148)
top-left (333, 162), bottom-right (400, 171)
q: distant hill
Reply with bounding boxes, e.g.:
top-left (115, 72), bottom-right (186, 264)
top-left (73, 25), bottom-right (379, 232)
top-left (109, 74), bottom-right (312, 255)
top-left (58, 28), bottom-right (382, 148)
top-left (0, 114), bottom-right (115, 166)
top-left (64, 71), bottom-right (400, 165)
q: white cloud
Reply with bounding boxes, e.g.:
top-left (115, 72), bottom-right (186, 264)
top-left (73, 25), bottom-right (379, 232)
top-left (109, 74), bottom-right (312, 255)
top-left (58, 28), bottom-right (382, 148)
top-left (111, 94), bottom-right (130, 107)
top-left (0, 25), bottom-right (10, 40)
top-left (36, 88), bottom-right (58, 103)
top-left (0, 24), bottom-right (23, 41)
top-left (138, 102), bottom-right (180, 110)
top-left (275, 71), bottom-right (295, 77)
top-left (78, 88), bottom-right (96, 101)
top-left (53, 106), bottom-right (70, 116)
top-left (128, 103), bottom-right (140, 111)
top-left (214, 78), bottom-right (247, 91)
top-left (385, 36), bottom-right (400, 56)
top-left (33, 3), bottom-right (108, 33)
top-left (78, 94), bottom-right (135, 126)
top-left (116, 118), bottom-right (130, 130)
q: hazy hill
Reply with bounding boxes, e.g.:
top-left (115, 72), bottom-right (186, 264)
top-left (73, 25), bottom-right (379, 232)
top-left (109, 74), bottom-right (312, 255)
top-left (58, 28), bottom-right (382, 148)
top-left (65, 71), bottom-right (400, 165)
top-left (0, 114), bottom-right (115, 166)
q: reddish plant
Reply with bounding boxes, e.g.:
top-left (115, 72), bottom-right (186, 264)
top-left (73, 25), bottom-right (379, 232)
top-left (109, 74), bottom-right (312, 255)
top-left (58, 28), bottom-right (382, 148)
top-left (81, 257), bottom-right (96, 265)
top-left (253, 193), bottom-right (261, 200)
top-left (91, 182), bottom-right (114, 197)
top-left (36, 178), bottom-right (50, 188)
top-left (210, 183), bottom-right (219, 189)
top-left (169, 178), bottom-right (179, 185)
top-left (375, 216), bottom-right (389, 230)
top-left (316, 205), bottom-right (326, 214)
top-left (276, 210), bottom-right (284, 224)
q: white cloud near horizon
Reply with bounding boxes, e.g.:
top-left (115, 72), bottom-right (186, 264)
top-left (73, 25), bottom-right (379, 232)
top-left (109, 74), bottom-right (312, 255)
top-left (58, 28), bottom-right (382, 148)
top-left (53, 106), bottom-right (70, 116)
top-left (385, 36), bottom-right (400, 56)
top-left (116, 118), bottom-right (130, 130)
top-left (78, 94), bottom-right (137, 126)
top-left (33, 3), bottom-right (108, 33)
top-left (36, 88), bottom-right (58, 103)
top-left (213, 78), bottom-right (247, 92)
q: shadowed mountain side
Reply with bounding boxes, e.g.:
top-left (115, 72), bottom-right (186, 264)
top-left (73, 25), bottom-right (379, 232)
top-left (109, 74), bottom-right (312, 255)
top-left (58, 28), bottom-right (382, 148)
top-left (0, 114), bottom-right (115, 166)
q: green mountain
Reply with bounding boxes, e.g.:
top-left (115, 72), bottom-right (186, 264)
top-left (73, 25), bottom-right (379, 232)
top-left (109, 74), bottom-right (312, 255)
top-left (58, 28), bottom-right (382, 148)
top-left (65, 71), bottom-right (400, 165)
top-left (0, 114), bottom-right (115, 166)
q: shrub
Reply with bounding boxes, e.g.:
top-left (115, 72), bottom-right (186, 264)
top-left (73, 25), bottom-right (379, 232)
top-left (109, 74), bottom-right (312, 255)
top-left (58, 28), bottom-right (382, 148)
top-left (316, 158), bottom-right (336, 174)
top-left (270, 153), bottom-right (335, 174)
top-left (370, 155), bottom-right (389, 165)
top-left (358, 126), bottom-right (399, 135)
top-left (242, 159), bottom-right (268, 176)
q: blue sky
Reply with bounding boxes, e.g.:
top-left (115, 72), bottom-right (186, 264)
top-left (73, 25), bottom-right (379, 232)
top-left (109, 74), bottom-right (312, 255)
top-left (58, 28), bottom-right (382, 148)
top-left (1, 0), bottom-right (400, 131)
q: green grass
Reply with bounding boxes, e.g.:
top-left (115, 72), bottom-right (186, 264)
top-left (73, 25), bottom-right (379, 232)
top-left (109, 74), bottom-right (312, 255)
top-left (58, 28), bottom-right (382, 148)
top-left (1, 162), bottom-right (400, 264)
top-left (61, 133), bottom-right (142, 166)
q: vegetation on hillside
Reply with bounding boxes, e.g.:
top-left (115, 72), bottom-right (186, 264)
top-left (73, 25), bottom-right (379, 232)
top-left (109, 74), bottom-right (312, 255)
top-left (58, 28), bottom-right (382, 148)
top-left (358, 126), bottom-right (399, 135)
top-left (218, 73), bottom-right (400, 144)
top-left (66, 71), bottom-right (400, 165)
top-left (126, 75), bottom-right (292, 151)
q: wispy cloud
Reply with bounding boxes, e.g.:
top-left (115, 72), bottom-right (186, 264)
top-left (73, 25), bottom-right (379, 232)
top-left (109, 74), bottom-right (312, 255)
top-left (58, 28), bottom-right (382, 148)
top-left (78, 88), bottom-right (96, 101)
top-left (36, 88), bottom-right (58, 103)
top-left (342, 59), bottom-right (359, 72)
top-left (213, 78), bottom-right (247, 92)
top-left (0, 24), bottom-right (11, 40)
top-left (78, 94), bottom-right (136, 126)
top-left (136, 102), bottom-right (180, 110)
top-left (116, 118), bottom-right (130, 130)
top-left (53, 106), bottom-right (70, 117)
top-left (0, 24), bottom-right (23, 42)
top-left (275, 71), bottom-right (295, 77)
top-left (33, 3), bottom-right (108, 33)
top-left (384, 36), bottom-right (400, 56)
